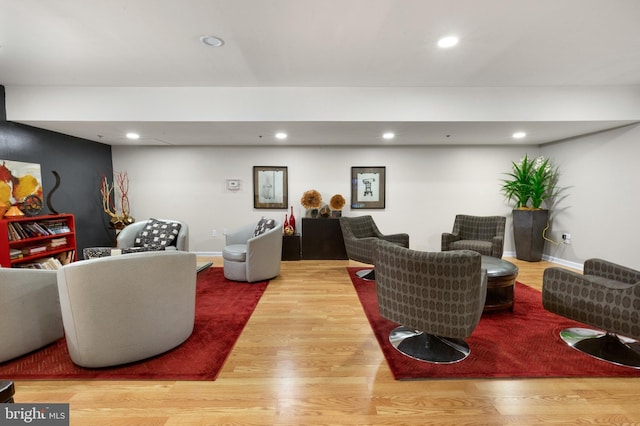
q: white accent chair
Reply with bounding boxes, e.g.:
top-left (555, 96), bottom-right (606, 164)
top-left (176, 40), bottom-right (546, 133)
top-left (0, 268), bottom-right (64, 363)
top-left (56, 251), bottom-right (197, 368)
top-left (223, 219), bottom-right (282, 283)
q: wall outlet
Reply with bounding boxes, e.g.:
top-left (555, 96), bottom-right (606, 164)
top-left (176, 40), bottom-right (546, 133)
top-left (211, 229), bottom-right (217, 237)
top-left (562, 232), bottom-right (571, 244)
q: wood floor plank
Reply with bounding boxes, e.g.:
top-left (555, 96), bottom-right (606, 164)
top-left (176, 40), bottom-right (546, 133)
top-left (10, 257), bottom-right (639, 425)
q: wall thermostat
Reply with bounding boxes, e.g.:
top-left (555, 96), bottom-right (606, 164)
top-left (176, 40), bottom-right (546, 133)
top-left (226, 179), bottom-right (241, 191)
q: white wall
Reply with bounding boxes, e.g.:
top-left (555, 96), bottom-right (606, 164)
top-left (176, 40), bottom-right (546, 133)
top-left (113, 123), bottom-right (640, 270)
top-left (541, 123), bottom-right (640, 269)
top-left (112, 144), bottom-right (536, 254)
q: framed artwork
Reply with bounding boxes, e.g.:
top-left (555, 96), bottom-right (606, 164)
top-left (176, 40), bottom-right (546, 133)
top-left (0, 159), bottom-right (43, 206)
top-left (253, 166), bottom-right (288, 209)
top-left (351, 166), bottom-right (386, 209)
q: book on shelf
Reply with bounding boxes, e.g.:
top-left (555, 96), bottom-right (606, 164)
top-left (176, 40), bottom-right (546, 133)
top-left (8, 222), bottom-right (29, 240)
top-left (21, 245), bottom-right (48, 256)
top-left (10, 248), bottom-right (23, 260)
top-left (16, 256), bottom-right (63, 270)
top-left (49, 237), bottom-right (68, 248)
top-left (7, 223), bottom-right (21, 241)
top-left (39, 219), bottom-right (71, 234)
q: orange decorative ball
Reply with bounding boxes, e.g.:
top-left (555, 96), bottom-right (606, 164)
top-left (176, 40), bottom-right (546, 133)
top-left (284, 225), bottom-right (295, 236)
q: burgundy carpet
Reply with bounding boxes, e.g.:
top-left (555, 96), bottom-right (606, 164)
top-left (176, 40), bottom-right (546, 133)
top-left (0, 268), bottom-right (268, 380)
top-left (348, 267), bottom-right (640, 380)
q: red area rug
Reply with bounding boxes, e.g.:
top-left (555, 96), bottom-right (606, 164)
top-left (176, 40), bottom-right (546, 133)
top-left (0, 268), bottom-right (268, 380)
top-left (348, 267), bottom-right (640, 380)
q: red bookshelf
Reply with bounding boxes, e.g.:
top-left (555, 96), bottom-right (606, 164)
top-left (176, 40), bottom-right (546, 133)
top-left (0, 213), bottom-right (76, 268)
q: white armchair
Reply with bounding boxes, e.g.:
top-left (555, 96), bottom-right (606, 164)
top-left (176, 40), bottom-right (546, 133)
top-left (56, 251), bottom-right (197, 367)
top-left (116, 218), bottom-right (189, 251)
top-left (0, 268), bottom-right (64, 363)
top-left (223, 218), bottom-right (282, 283)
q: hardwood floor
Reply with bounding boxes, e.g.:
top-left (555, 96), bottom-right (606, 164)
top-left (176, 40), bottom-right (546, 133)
top-left (11, 258), bottom-right (640, 425)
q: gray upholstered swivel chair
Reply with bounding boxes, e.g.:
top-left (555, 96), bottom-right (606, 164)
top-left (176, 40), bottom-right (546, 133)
top-left (0, 269), bottom-right (64, 363)
top-left (57, 251), bottom-right (197, 368)
top-left (376, 240), bottom-right (487, 363)
top-left (223, 218), bottom-right (282, 283)
top-left (442, 214), bottom-right (506, 258)
top-left (116, 218), bottom-right (189, 251)
top-left (543, 258), bottom-right (640, 368)
top-left (339, 215), bottom-right (409, 280)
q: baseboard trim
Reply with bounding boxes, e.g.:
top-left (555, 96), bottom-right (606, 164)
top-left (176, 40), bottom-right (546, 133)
top-left (192, 251), bottom-right (223, 257)
top-left (503, 251), bottom-right (583, 272)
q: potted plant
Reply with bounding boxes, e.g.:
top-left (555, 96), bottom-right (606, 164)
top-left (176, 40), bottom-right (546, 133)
top-left (501, 155), bottom-right (558, 261)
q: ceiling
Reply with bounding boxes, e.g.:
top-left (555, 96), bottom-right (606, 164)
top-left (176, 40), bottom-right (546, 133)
top-left (2, 0), bottom-right (640, 146)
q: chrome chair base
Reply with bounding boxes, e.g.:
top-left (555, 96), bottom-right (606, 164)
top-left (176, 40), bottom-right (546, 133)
top-left (389, 326), bottom-right (470, 364)
top-left (559, 327), bottom-right (640, 369)
top-left (356, 269), bottom-right (375, 281)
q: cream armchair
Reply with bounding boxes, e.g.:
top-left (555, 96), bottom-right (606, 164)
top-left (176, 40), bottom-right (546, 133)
top-left (56, 251), bottom-right (197, 368)
top-left (223, 218), bottom-right (282, 283)
top-left (116, 218), bottom-right (189, 251)
top-left (0, 268), bottom-right (64, 363)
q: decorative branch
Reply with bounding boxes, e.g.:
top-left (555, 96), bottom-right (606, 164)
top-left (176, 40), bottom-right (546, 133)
top-left (114, 171), bottom-right (131, 217)
top-left (100, 174), bottom-right (118, 218)
top-left (100, 171), bottom-right (134, 229)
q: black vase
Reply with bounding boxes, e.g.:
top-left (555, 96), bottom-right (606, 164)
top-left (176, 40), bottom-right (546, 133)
top-left (512, 209), bottom-right (549, 262)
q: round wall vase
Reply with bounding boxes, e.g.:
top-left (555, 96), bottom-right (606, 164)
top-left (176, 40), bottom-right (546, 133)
top-left (4, 205), bottom-right (25, 217)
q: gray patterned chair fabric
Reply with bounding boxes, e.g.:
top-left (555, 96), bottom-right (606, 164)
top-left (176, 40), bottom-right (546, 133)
top-left (375, 240), bottom-right (487, 363)
top-left (0, 269), bottom-right (64, 363)
top-left (116, 218), bottom-right (189, 252)
top-left (441, 214), bottom-right (506, 258)
top-left (339, 215), bottom-right (409, 280)
top-left (542, 258), bottom-right (640, 368)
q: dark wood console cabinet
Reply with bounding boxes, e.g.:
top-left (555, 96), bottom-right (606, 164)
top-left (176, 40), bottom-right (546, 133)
top-left (301, 218), bottom-right (348, 260)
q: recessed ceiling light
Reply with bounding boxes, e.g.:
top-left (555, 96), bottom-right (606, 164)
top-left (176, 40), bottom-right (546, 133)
top-left (200, 35), bottom-right (224, 47)
top-left (382, 132), bottom-right (395, 140)
top-left (126, 132), bottom-right (140, 140)
top-left (437, 35), bottom-right (459, 48)
top-left (275, 132), bottom-right (288, 140)
top-left (512, 131), bottom-right (527, 139)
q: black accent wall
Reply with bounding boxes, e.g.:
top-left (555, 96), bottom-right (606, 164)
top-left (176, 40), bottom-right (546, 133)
top-left (1, 87), bottom-right (115, 255)
top-left (0, 86), bottom-right (5, 121)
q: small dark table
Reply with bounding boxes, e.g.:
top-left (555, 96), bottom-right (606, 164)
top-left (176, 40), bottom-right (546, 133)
top-left (301, 218), bottom-right (348, 260)
top-left (481, 256), bottom-right (518, 312)
top-left (282, 234), bottom-right (301, 261)
top-left (1, 380), bottom-right (15, 403)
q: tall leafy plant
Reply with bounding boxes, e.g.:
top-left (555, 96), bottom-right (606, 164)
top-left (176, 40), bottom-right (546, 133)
top-left (501, 154), bottom-right (558, 209)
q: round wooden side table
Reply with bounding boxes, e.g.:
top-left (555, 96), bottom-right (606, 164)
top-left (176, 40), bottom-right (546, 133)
top-left (481, 255), bottom-right (519, 313)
